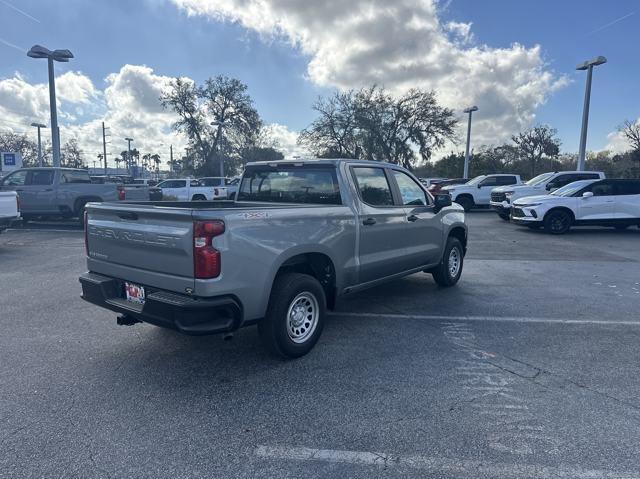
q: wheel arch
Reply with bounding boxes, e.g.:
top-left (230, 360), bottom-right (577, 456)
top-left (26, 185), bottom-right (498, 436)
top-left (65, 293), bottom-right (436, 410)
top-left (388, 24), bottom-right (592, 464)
top-left (543, 206), bottom-right (575, 223)
top-left (74, 196), bottom-right (102, 215)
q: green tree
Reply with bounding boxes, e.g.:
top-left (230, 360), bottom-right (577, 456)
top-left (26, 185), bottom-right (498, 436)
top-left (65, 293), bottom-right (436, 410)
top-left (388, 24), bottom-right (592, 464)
top-left (161, 75), bottom-right (262, 175)
top-left (511, 125), bottom-right (561, 178)
top-left (60, 139), bottom-right (84, 168)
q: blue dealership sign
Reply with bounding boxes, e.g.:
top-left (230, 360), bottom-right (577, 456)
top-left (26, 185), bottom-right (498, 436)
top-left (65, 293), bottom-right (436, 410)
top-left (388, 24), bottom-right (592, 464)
top-left (3, 153), bottom-right (15, 166)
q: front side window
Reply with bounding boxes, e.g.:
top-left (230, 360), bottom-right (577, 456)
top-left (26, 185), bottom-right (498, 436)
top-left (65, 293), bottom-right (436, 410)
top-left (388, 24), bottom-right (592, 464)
top-left (238, 167), bottom-right (342, 205)
top-left (392, 171), bottom-right (428, 206)
top-left (479, 177), bottom-right (498, 187)
top-left (29, 170), bottom-right (54, 185)
top-left (352, 167), bottom-right (394, 206)
top-left (2, 170), bottom-right (28, 186)
top-left (201, 178), bottom-right (223, 187)
top-left (583, 181), bottom-right (614, 197)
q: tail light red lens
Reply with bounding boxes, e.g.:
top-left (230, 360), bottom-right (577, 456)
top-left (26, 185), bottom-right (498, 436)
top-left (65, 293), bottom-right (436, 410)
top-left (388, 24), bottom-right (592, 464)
top-left (118, 187), bottom-right (126, 201)
top-left (193, 220), bottom-right (225, 278)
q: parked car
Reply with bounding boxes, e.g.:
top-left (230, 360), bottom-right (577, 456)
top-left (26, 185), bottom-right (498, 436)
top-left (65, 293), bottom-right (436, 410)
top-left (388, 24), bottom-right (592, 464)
top-left (443, 174), bottom-right (522, 211)
top-left (0, 168), bottom-right (150, 225)
top-left (198, 177), bottom-right (239, 199)
top-left (80, 159), bottom-right (467, 358)
top-left (428, 178), bottom-right (468, 195)
top-left (155, 178), bottom-right (215, 200)
top-left (511, 179), bottom-right (640, 234)
top-left (490, 171), bottom-right (605, 220)
top-left (0, 191), bottom-right (20, 234)
top-left (419, 177), bottom-right (447, 188)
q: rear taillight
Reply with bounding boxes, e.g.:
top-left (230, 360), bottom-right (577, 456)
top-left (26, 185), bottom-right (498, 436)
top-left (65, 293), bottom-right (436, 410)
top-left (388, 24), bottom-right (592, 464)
top-left (118, 187), bottom-right (126, 201)
top-left (84, 211), bottom-right (89, 255)
top-left (193, 220), bottom-right (225, 279)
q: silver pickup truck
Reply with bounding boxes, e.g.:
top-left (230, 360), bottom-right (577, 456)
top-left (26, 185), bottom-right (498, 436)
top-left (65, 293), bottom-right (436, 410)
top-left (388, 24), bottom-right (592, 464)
top-left (80, 159), bottom-right (467, 357)
top-left (0, 167), bottom-right (149, 224)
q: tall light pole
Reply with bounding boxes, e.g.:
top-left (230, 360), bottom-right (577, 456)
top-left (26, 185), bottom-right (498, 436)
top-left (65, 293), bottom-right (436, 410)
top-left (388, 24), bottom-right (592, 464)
top-left (211, 120), bottom-right (228, 177)
top-left (463, 106), bottom-right (478, 179)
top-left (576, 56), bottom-right (607, 171)
top-left (125, 137), bottom-right (134, 176)
top-left (30, 122), bottom-right (46, 167)
top-left (27, 45), bottom-right (74, 168)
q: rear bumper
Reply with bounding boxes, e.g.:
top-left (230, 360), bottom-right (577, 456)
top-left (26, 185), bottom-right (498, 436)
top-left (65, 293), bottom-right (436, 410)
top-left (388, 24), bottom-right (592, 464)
top-left (79, 272), bottom-right (243, 335)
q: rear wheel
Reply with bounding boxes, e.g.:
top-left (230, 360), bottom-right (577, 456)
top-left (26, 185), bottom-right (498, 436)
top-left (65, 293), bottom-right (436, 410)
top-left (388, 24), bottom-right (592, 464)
top-left (192, 194), bottom-right (206, 201)
top-left (431, 237), bottom-right (464, 287)
top-left (258, 273), bottom-right (326, 358)
top-left (455, 196), bottom-right (474, 212)
top-left (544, 210), bottom-right (572, 235)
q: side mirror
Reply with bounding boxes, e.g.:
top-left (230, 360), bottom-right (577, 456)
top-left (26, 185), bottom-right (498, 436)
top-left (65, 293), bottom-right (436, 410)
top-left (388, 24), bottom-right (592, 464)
top-left (545, 184), bottom-right (553, 191)
top-left (582, 191), bottom-right (594, 198)
top-left (434, 193), bottom-right (452, 211)
top-left (477, 184), bottom-right (482, 189)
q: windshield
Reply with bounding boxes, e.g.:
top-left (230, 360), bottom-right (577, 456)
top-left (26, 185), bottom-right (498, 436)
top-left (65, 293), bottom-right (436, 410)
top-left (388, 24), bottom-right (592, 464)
top-left (465, 175), bottom-right (486, 186)
top-left (525, 172), bottom-right (554, 186)
top-left (551, 179), bottom-right (596, 197)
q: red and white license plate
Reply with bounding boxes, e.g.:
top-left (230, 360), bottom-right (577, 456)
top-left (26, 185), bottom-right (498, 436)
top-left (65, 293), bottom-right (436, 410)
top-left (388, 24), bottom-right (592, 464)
top-left (124, 282), bottom-right (145, 305)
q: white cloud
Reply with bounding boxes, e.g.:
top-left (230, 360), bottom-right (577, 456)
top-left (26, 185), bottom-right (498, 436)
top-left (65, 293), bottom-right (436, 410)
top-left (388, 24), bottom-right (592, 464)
top-left (605, 118), bottom-right (639, 154)
top-left (261, 123), bottom-right (310, 159)
top-left (172, 0), bottom-right (568, 147)
top-left (0, 66), bottom-right (187, 168)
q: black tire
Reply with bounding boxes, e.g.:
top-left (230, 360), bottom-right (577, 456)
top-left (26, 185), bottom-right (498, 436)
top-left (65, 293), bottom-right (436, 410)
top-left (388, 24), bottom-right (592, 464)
top-left (192, 194), bottom-right (206, 201)
top-left (431, 237), bottom-right (464, 287)
top-left (258, 273), bottom-right (326, 358)
top-left (543, 210), bottom-right (572, 235)
top-left (498, 213), bottom-right (510, 221)
top-left (455, 196), bottom-right (474, 212)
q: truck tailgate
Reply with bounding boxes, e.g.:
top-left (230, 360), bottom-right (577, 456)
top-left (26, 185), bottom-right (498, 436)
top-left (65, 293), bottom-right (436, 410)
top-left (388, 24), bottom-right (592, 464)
top-left (86, 203), bottom-right (195, 293)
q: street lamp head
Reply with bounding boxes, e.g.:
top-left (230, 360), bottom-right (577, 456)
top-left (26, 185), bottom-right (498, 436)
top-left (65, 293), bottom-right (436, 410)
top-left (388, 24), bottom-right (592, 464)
top-left (125, 137), bottom-right (134, 142)
top-left (27, 45), bottom-right (52, 59)
top-left (31, 122), bottom-right (47, 128)
top-left (27, 45), bottom-right (74, 62)
top-left (576, 56), bottom-right (607, 70)
top-left (463, 106), bottom-right (478, 114)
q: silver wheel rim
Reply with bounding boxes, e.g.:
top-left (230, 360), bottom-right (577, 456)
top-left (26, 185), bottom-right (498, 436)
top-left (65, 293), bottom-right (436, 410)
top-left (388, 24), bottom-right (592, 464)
top-left (448, 247), bottom-right (461, 278)
top-left (286, 292), bottom-right (319, 344)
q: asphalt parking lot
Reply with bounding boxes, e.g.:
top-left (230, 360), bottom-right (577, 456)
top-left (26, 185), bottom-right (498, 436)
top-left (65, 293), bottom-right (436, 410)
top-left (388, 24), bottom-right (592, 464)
top-left (1, 212), bottom-right (640, 478)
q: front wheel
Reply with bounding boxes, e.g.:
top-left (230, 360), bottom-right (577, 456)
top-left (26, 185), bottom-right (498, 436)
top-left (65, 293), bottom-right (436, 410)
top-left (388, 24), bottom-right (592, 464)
top-left (543, 210), bottom-right (572, 235)
top-left (258, 273), bottom-right (326, 358)
top-left (431, 237), bottom-right (464, 287)
top-left (455, 196), bottom-right (474, 212)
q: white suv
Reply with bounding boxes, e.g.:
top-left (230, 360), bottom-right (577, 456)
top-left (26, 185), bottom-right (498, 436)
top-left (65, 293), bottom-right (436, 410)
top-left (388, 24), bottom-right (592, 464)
top-left (511, 179), bottom-right (640, 234)
top-left (490, 171), bottom-right (605, 220)
top-left (443, 174), bottom-right (521, 211)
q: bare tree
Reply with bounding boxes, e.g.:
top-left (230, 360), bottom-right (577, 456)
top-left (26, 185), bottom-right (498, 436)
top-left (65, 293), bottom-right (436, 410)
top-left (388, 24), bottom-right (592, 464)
top-left (619, 119), bottom-right (640, 152)
top-left (161, 76), bottom-right (262, 175)
top-left (299, 86), bottom-right (457, 169)
top-left (511, 125), bottom-right (561, 177)
top-left (60, 139), bottom-right (85, 168)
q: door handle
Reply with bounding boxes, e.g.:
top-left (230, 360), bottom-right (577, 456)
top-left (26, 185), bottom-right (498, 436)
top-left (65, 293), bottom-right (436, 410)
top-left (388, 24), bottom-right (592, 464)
top-left (362, 218), bottom-right (376, 226)
top-left (407, 214), bottom-right (419, 222)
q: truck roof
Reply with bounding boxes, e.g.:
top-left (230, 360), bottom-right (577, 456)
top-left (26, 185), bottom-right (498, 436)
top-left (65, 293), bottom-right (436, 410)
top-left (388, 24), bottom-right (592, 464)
top-left (246, 158), bottom-right (400, 168)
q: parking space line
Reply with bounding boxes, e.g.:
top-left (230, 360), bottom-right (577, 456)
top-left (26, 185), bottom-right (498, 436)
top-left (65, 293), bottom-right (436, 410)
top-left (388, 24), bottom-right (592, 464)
top-left (330, 311), bottom-right (640, 326)
top-left (255, 445), bottom-right (638, 479)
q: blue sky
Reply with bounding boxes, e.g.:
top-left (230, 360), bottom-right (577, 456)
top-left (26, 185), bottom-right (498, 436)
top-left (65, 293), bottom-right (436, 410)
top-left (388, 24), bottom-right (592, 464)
top-left (0, 0), bottom-right (638, 161)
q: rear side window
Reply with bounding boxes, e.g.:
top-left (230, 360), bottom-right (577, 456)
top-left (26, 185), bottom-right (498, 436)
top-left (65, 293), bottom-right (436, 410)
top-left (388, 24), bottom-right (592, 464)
top-left (576, 173), bottom-right (601, 180)
top-left (201, 178), bottom-right (223, 187)
top-left (586, 181), bottom-right (615, 196)
top-left (29, 170), bottom-right (54, 185)
top-left (238, 167), bottom-right (342, 205)
top-left (615, 180), bottom-right (640, 195)
top-left (352, 167), bottom-right (394, 206)
top-left (496, 176), bottom-right (518, 185)
top-left (61, 170), bottom-right (91, 184)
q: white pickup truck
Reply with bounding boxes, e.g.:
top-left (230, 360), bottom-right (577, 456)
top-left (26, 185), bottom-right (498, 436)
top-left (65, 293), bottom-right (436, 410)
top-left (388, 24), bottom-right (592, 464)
top-left (155, 178), bottom-right (216, 201)
top-left (0, 191), bottom-right (20, 234)
top-left (442, 174), bottom-right (522, 211)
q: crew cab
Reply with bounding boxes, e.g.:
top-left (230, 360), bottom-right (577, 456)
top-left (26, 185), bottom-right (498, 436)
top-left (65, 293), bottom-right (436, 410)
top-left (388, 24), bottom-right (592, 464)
top-left (0, 191), bottom-right (20, 234)
top-left (442, 174), bottom-right (521, 211)
top-left (490, 171), bottom-right (605, 220)
top-left (80, 159), bottom-right (467, 358)
top-left (0, 167), bottom-right (149, 224)
top-left (511, 179), bottom-right (640, 234)
top-left (155, 178), bottom-right (216, 201)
